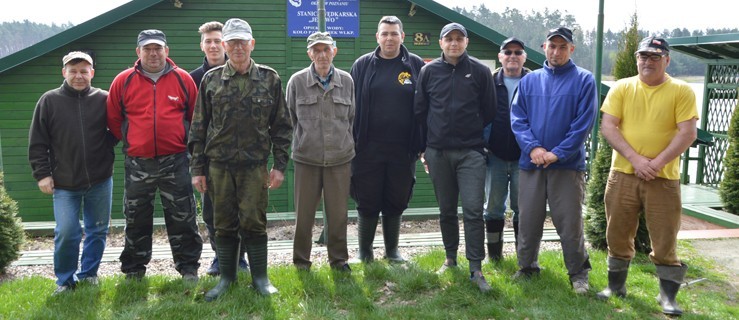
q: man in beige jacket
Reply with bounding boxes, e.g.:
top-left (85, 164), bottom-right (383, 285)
top-left (286, 31), bottom-right (355, 272)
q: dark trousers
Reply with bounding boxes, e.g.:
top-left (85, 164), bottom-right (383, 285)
top-left (425, 147), bottom-right (486, 271)
top-left (119, 152), bottom-right (203, 274)
top-left (351, 141), bottom-right (416, 218)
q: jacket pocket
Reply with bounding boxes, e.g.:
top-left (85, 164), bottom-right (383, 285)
top-left (331, 96), bottom-right (352, 120)
top-left (295, 95), bottom-right (319, 120)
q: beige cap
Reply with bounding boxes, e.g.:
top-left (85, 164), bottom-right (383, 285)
top-left (62, 51), bottom-right (93, 66)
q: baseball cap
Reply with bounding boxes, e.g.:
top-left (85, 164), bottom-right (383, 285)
top-left (440, 22), bottom-right (467, 38)
top-left (546, 27), bottom-right (574, 43)
top-left (62, 51), bottom-right (93, 66)
top-left (222, 18), bottom-right (253, 42)
top-left (306, 32), bottom-right (334, 48)
top-left (636, 36), bottom-right (670, 55)
top-left (137, 29), bottom-right (166, 47)
top-left (500, 37), bottom-right (525, 50)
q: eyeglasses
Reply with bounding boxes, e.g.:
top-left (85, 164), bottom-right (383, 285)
top-left (502, 50), bottom-right (524, 56)
top-left (636, 54), bottom-right (664, 61)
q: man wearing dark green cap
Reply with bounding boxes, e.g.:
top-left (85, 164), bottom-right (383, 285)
top-left (287, 31), bottom-right (354, 272)
top-left (189, 18), bottom-right (293, 300)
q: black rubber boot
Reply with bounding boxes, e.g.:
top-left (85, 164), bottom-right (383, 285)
top-left (597, 257), bottom-right (630, 300)
top-left (382, 215), bottom-right (406, 263)
top-left (512, 220), bottom-right (519, 251)
top-left (357, 214), bottom-right (379, 262)
top-left (245, 235), bottom-right (278, 295)
top-left (485, 219), bottom-right (505, 261)
top-left (656, 263), bottom-right (688, 316)
top-left (205, 235), bottom-right (239, 302)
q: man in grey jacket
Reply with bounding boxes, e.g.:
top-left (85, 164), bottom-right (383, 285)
top-left (287, 31), bottom-right (355, 272)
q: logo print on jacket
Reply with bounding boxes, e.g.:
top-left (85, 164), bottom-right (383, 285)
top-left (168, 95), bottom-right (181, 102)
top-left (397, 71), bottom-right (413, 85)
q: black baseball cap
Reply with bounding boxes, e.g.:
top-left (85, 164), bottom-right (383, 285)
top-left (500, 37), bottom-right (525, 50)
top-left (440, 22), bottom-right (467, 38)
top-left (636, 36), bottom-right (670, 55)
top-left (137, 29), bottom-right (166, 47)
top-left (546, 27), bottom-right (574, 44)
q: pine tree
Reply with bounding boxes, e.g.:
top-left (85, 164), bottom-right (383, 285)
top-left (0, 171), bottom-right (25, 273)
top-left (584, 13), bottom-right (651, 253)
top-left (720, 105), bottom-right (739, 214)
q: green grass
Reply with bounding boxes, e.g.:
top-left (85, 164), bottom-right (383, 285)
top-left (1, 242), bottom-right (737, 319)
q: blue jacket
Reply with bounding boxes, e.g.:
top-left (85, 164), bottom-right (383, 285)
top-left (510, 60), bottom-right (597, 171)
top-left (414, 52), bottom-right (496, 151)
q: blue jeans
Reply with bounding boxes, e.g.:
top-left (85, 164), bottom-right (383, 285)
top-left (483, 153), bottom-right (519, 222)
top-left (53, 177), bottom-right (112, 286)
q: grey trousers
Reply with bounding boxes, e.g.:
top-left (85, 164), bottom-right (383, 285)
top-left (425, 147), bottom-right (486, 271)
top-left (517, 169), bottom-right (590, 280)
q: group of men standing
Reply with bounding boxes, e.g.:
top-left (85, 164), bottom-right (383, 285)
top-left (28, 14), bottom-right (696, 316)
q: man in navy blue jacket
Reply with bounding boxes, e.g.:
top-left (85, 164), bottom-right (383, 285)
top-left (510, 27), bottom-right (597, 294)
top-left (483, 37), bottom-right (530, 261)
top-left (414, 22), bottom-right (496, 293)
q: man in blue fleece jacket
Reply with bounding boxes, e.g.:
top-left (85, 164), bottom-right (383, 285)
top-left (510, 27), bottom-right (597, 294)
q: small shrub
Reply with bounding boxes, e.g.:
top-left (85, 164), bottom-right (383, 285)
top-left (584, 12), bottom-right (651, 254)
top-left (720, 103), bottom-right (739, 214)
top-left (0, 171), bottom-right (25, 273)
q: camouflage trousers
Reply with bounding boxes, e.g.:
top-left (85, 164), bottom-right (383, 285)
top-left (119, 152), bottom-right (203, 275)
top-left (208, 162), bottom-right (269, 241)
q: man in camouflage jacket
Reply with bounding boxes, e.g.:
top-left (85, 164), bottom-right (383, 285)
top-left (188, 18), bottom-right (293, 301)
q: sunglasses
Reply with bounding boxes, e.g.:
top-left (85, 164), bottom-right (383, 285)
top-left (635, 53), bottom-right (664, 61)
top-left (502, 50), bottom-right (524, 56)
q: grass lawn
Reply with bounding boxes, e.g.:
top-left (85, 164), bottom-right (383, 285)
top-left (1, 242), bottom-right (736, 319)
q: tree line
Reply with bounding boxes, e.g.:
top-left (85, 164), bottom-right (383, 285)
top-left (0, 21), bottom-right (73, 58)
top-left (2, 8), bottom-right (738, 76)
top-left (455, 5), bottom-right (738, 76)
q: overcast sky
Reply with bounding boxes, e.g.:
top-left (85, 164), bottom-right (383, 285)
top-left (0, 0), bottom-right (735, 33)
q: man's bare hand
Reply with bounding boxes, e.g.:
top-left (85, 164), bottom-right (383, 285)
top-left (192, 175), bottom-right (207, 193)
top-left (529, 147), bottom-right (548, 166)
top-left (268, 169), bottom-right (285, 189)
top-left (38, 176), bottom-right (54, 194)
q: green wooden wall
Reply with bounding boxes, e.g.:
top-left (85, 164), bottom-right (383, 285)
top-left (0, 0), bottom-right (498, 222)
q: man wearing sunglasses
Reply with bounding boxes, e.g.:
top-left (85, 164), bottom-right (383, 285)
top-left (483, 37), bottom-right (530, 261)
top-left (510, 27), bottom-right (596, 294)
top-left (598, 37), bottom-right (697, 316)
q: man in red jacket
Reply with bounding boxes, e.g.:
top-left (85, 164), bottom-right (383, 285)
top-left (107, 29), bottom-right (203, 282)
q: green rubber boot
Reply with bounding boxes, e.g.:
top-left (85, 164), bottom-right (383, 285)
top-left (357, 214), bottom-right (379, 262)
top-left (245, 235), bottom-right (278, 295)
top-left (205, 235), bottom-right (239, 302)
top-left (382, 215), bottom-right (405, 263)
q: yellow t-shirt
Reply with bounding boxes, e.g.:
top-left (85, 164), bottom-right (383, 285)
top-left (600, 75), bottom-right (698, 180)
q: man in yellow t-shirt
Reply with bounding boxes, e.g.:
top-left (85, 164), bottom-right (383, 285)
top-left (597, 36), bottom-right (698, 317)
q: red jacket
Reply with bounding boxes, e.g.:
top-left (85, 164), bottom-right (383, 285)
top-left (107, 58), bottom-right (197, 158)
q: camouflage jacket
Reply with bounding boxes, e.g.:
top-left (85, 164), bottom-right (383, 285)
top-left (188, 59), bottom-right (293, 176)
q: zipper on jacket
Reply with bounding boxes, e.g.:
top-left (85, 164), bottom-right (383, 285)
top-left (77, 93), bottom-right (92, 188)
top-left (153, 83), bottom-right (158, 156)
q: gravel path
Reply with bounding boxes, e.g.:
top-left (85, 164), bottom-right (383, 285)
top-left (6, 219), bottom-right (553, 282)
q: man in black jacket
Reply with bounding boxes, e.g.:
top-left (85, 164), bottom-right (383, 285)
top-left (29, 51), bottom-right (116, 295)
top-left (349, 16), bottom-right (425, 264)
top-left (414, 23), bottom-right (496, 292)
top-left (483, 37), bottom-right (530, 260)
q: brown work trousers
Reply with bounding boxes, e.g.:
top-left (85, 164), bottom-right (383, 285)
top-left (292, 161), bottom-right (350, 268)
top-left (604, 171), bottom-right (682, 266)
